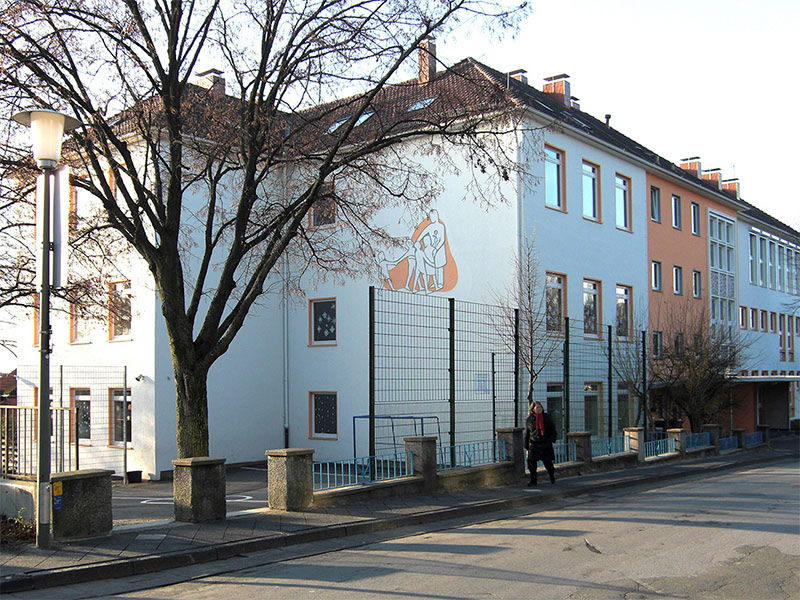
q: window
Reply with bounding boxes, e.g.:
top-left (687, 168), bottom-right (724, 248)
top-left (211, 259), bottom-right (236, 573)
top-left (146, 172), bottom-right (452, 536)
top-left (583, 382), bottom-right (601, 437)
top-left (739, 306), bottom-right (748, 329)
top-left (355, 111), bottom-right (374, 126)
top-left (310, 183), bottom-right (337, 227)
top-left (672, 194), bottom-right (681, 229)
top-left (407, 97), bottom-right (435, 112)
top-left (652, 331), bottom-right (663, 359)
top-left (582, 161), bottom-right (600, 221)
top-left (650, 186), bottom-right (661, 222)
top-left (327, 116), bottom-right (349, 134)
top-left (691, 202), bottom-right (700, 235)
top-left (749, 234), bottom-right (758, 283)
top-left (674, 332), bottom-right (684, 357)
top-left (788, 317), bottom-right (795, 361)
top-left (651, 261), bottom-right (662, 291)
top-left (615, 174), bottom-right (631, 230)
top-left (109, 281), bottom-right (132, 339)
top-left (692, 270), bottom-right (702, 298)
top-left (70, 303), bottom-right (89, 343)
top-left (768, 241), bottom-right (777, 288)
top-left (673, 265), bottom-right (683, 295)
top-left (615, 285), bottom-right (631, 338)
top-left (310, 392), bottom-right (337, 439)
top-left (544, 146), bottom-right (564, 210)
top-left (545, 272), bottom-right (565, 333)
top-left (779, 314), bottom-right (786, 361)
top-left (71, 388), bottom-right (91, 442)
top-left (583, 279), bottom-right (600, 336)
top-left (770, 312), bottom-right (777, 333)
top-left (778, 246), bottom-right (786, 291)
top-left (546, 384), bottom-right (564, 440)
top-left (110, 388), bottom-right (132, 445)
top-left (309, 298), bottom-right (336, 345)
top-left (759, 238), bottom-right (767, 285)
top-left (708, 212), bottom-right (736, 332)
top-left (760, 310), bottom-right (768, 331)
top-left (749, 308), bottom-right (758, 330)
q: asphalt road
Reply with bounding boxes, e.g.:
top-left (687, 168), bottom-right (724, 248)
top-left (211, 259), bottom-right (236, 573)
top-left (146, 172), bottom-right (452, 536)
top-left (98, 461), bottom-right (800, 599)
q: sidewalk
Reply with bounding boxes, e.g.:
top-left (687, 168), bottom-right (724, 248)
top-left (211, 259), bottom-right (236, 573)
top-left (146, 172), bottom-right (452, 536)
top-left (1, 444), bottom-right (795, 595)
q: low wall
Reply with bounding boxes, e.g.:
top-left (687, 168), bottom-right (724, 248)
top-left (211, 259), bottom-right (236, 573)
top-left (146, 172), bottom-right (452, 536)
top-left (1, 479), bottom-right (35, 521)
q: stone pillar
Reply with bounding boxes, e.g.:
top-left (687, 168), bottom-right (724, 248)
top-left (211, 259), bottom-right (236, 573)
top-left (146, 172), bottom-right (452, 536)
top-left (50, 470), bottom-right (113, 540)
top-left (173, 457), bottom-right (226, 522)
top-left (702, 424), bottom-right (722, 455)
top-left (567, 431), bottom-right (592, 466)
top-left (404, 436), bottom-right (438, 490)
top-left (732, 428), bottom-right (746, 450)
top-left (624, 427), bottom-right (645, 463)
top-left (496, 428), bottom-right (524, 478)
top-left (266, 448), bottom-right (313, 511)
top-left (667, 428), bottom-right (686, 455)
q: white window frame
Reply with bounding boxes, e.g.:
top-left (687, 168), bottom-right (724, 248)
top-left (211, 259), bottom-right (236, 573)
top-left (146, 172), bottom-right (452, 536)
top-left (544, 146), bottom-right (564, 210)
top-left (109, 280), bottom-right (132, 340)
top-left (582, 279), bottom-right (600, 336)
top-left (309, 297), bottom-right (337, 346)
top-left (650, 186), bottom-right (661, 223)
top-left (673, 266), bottom-right (683, 295)
top-left (692, 270), bottom-right (702, 298)
top-left (310, 391), bottom-right (338, 439)
top-left (651, 261), bottom-right (662, 291)
top-left (109, 387), bottom-right (132, 447)
top-left (615, 174), bottom-right (631, 231)
top-left (582, 161), bottom-right (600, 221)
top-left (672, 194), bottom-right (682, 229)
top-left (545, 272), bottom-right (565, 333)
top-left (691, 202), bottom-right (700, 235)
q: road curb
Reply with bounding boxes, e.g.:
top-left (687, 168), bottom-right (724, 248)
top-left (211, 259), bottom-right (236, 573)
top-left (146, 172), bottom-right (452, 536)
top-left (0, 452), bottom-right (790, 594)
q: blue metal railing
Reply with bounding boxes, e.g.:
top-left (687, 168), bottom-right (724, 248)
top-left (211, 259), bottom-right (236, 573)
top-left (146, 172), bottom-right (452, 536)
top-left (685, 431), bottom-right (711, 449)
top-left (745, 431), bottom-right (764, 446)
top-left (437, 439), bottom-right (507, 471)
top-left (553, 442), bottom-right (577, 464)
top-left (591, 436), bottom-right (630, 458)
top-left (313, 450), bottom-right (413, 491)
top-left (719, 435), bottom-right (738, 451)
top-left (644, 436), bottom-right (675, 459)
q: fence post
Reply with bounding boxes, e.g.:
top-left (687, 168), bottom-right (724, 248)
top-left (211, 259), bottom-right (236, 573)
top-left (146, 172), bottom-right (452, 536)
top-left (757, 424), bottom-right (771, 446)
top-left (607, 325), bottom-right (613, 439)
top-left (668, 428), bottom-right (686, 455)
top-left (702, 424), bottom-right (722, 455)
top-left (448, 297), bottom-right (456, 467)
top-left (732, 428), bottom-right (746, 449)
top-left (640, 330), bottom-right (648, 444)
top-left (496, 428), bottom-right (524, 479)
top-left (624, 427), bottom-right (645, 463)
top-left (404, 436), bottom-right (437, 491)
top-left (514, 308), bottom-right (520, 428)
top-left (266, 448), bottom-right (313, 511)
top-left (567, 431), bottom-right (592, 468)
top-left (368, 286), bottom-right (376, 475)
top-left (563, 317), bottom-right (570, 436)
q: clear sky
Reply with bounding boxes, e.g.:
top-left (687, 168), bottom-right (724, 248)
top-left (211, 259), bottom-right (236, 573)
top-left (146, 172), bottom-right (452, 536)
top-left (439, 0), bottom-right (800, 230)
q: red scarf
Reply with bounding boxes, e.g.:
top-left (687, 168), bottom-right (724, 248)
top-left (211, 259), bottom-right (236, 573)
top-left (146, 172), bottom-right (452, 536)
top-left (534, 411), bottom-right (545, 436)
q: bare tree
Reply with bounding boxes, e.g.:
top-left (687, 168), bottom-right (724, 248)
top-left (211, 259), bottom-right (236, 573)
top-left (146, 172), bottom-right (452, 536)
top-left (648, 300), bottom-right (749, 433)
top-left (607, 321), bottom-right (655, 431)
top-left (492, 235), bottom-right (561, 405)
top-left (1, 0), bottom-right (529, 457)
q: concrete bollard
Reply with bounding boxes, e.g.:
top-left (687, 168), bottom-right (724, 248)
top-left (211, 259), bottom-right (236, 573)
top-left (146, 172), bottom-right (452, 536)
top-left (404, 436), bottom-right (438, 490)
top-left (50, 469), bottom-right (113, 540)
top-left (266, 448), bottom-right (313, 511)
top-left (173, 457), bottom-right (226, 522)
top-left (567, 431), bottom-right (592, 466)
top-left (757, 424), bottom-right (771, 445)
top-left (702, 424), bottom-right (722, 455)
top-left (496, 428), bottom-right (525, 479)
top-left (668, 428), bottom-right (686, 455)
top-left (624, 427), bottom-right (645, 462)
top-left (732, 428), bottom-right (746, 450)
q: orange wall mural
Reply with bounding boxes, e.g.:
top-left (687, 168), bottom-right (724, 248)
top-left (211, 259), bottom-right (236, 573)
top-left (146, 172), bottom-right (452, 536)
top-left (377, 209), bottom-right (458, 293)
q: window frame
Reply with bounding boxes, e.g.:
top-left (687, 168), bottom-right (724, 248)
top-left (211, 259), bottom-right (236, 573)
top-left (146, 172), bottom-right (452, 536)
top-left (582, 278), bottom-right (601, 337)
top-left (671, 194), bottom-right (682, 229)
top-left (70, 302), bottom-right (90, 344)
top-left (309, 297), bottom-right (337, 346)
top-left (692, 269), bottom-right (702, 298)
top-left (650, 186), bottom-right (661, 223)
top-left (673, 266), bottom-right (683, 295)
top-left (544, 145), bottom-right (566, 212)
top-left (690, 202), bottom-right (701, 235)
top-left (581, 160), bottom-right (601, 222)
top-left (309, 183), bottom-right (338, 228)
top-left (739, 306), bottom-right (748, 329)
top-left (70, 387), bottom-right (91, 444)
top-left (652, 330), bottom-right (663, 359)
top-left (108, 387), bottom-right (132, 447)
top-left (615, 173), bottom-right (632, 231)
top-left (651, 260), bottom-right (663, 291)
top-left (309, 391), bottom-right (338, 440)
top-left (545, 271), bottom-right (566, 334)
top-left (615, 284), bottom-right (632, 338)
top-left (108, 280), bottom-right (132, 341)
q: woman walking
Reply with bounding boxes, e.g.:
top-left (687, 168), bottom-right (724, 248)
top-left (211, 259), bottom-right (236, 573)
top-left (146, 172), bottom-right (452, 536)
top-left (524, 401), bottom-right (557, 486)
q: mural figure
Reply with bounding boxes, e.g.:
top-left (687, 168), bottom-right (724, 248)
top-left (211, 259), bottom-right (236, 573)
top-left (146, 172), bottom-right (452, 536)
top-left (375, 209), bottom-right (458, 294)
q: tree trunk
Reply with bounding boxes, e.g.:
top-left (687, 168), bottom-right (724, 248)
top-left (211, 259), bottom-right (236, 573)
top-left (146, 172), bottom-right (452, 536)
top-left (173, 362), bottom-right (210, 458)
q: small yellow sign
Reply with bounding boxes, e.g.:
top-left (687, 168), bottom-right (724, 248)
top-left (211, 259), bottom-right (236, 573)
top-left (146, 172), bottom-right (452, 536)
top-left (52, 481), bottom-right (63, 496)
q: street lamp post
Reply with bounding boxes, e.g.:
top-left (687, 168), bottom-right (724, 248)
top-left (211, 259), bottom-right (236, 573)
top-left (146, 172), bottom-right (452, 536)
top-left (11, 109), bottom-right (80, 549)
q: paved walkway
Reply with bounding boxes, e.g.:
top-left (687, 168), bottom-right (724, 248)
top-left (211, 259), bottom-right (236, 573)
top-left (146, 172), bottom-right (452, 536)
top-left (1, 443), bottom-right (796, 595)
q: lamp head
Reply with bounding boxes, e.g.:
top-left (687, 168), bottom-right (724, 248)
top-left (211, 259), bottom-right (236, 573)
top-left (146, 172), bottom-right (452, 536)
top-left (11, 109), bottom-right (80, 169)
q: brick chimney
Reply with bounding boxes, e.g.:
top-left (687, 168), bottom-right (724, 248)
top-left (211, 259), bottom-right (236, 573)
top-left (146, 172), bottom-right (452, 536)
top-left (419, 38), bottom-right (436, 84)
top-left (722, 178), bottom-right (740, 200)
top-left (679, 157), bottom-right (702, 178)
top-left (196, 68), bottom-right (226, 97)
top-left (702, 168), bottom-right (722, 190)
top-left (509, 69), bottom-right (528, 84)
top-left (543, 74), bottom-right (571, 107)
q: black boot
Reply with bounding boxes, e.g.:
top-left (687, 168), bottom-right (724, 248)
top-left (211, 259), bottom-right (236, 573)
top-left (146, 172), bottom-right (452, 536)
top-left (549, 472), bottom-right (556, 484)
top-left (527, 479), bottom-right (537, 487)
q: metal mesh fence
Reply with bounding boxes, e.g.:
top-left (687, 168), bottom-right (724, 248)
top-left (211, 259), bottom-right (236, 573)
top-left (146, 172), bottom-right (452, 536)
top-left (3, 365), bottom-right (131, 478)
top-left (371, 287), bottom-right (649, 451)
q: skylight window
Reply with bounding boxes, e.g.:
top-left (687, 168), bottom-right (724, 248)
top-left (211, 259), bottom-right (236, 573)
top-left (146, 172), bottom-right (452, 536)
top-left (327, 116), bottom-right (350, 134)
top-left (407, 97), bottom-right (435, 112)
top-left (355, 111), bottom-right (374, 126)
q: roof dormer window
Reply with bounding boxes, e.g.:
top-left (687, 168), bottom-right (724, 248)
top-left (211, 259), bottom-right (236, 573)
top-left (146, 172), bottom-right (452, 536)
top-left (327, 116), bottom-right (350, 134)
top-left (407, 97), bottom-right (435, 112)
top-left (355, 111), bottom-right (374, 126)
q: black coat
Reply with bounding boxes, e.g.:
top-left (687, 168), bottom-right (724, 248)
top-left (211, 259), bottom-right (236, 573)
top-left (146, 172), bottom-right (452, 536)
top-left (524, 412), bottom-right (558, 449)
